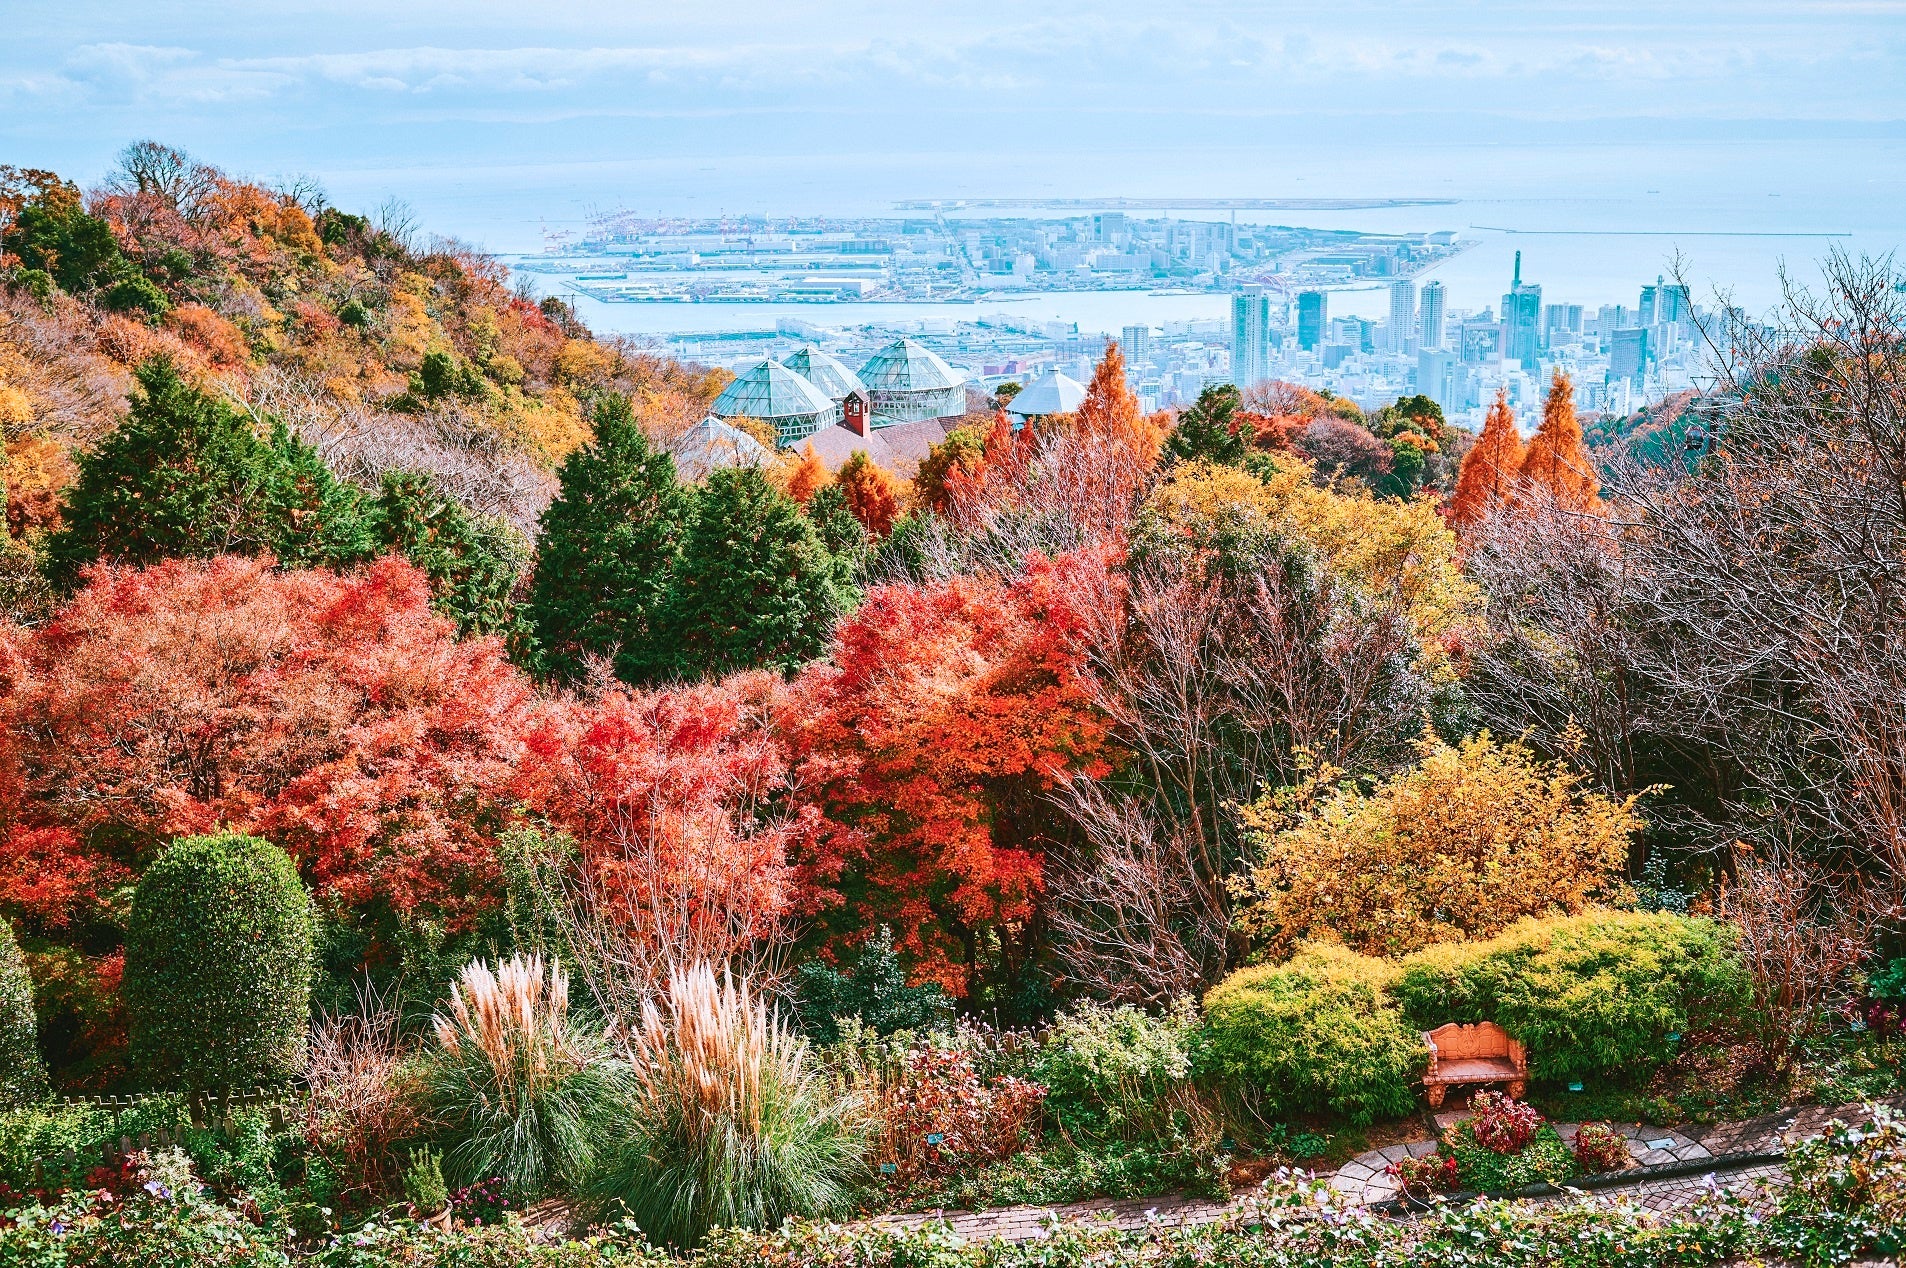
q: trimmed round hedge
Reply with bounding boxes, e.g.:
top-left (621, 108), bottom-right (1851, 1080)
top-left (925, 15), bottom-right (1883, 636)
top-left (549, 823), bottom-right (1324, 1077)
top-left (1201, 943), bottom-right (1424, 1125)
top-left (1389, 912), bottom-right (1746, 1086)
top-left (125, 832), bottom-right (314, 1091)
top-left (0, 918), bottom-right (47, 1106)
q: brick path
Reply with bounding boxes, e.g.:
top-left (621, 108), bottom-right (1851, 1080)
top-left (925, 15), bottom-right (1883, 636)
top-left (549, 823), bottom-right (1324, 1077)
top-left (871, 1096), bottom-right (1905, 1244)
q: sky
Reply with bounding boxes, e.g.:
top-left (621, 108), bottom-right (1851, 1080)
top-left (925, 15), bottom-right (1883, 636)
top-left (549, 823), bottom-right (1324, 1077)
top-left (3, 2), bottom-right (1903, 265)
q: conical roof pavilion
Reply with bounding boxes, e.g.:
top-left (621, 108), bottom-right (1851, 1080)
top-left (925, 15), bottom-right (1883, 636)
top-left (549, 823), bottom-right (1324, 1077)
top-left (1004, 368), bottom-right (1088, 419)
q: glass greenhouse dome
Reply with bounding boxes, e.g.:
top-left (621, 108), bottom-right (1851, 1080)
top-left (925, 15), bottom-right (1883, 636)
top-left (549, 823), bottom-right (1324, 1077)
top-left (780, 345), bottom-right (867, 403)
top-left (709, 357), bottom-right (841, 445)
top-left (857, 338), bottom-right (968, 426)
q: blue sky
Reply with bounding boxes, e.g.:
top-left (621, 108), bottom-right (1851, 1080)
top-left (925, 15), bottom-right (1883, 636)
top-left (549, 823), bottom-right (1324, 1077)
top-left (4, 2), bottom-right (1903, 253)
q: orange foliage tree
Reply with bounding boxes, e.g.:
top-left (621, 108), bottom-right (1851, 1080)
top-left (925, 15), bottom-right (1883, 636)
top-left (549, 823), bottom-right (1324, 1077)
top-left (510, 673), bottom-right (808, 999)
top-left (1447, 389), bottom-right (1526, 531)
top-left (1077, 341), bottom-right (1167, 461)
top-left (789, 551), bottom-right (1116, 993)
top-left (784, 443), bottom-right (829, 505)
top-left (1517, 371), bottom-right (1600, 512)
top-left (0, 555), bottom-right (532, 935)
top-left (835, 450), bottom-right (904, 537)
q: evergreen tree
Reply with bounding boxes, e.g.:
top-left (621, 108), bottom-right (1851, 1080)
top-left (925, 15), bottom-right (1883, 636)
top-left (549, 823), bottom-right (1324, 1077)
top-left (1447, 389), bottom-right (1527, 531)
top-left (1518, 371), bottom-right (1600, 512)
top-left (664, 464), bottom-right (852, 678)
top-left (524, 394), bottom-right (689, 685)
top-left (373, 469), bottom-right (525, 637)
top-left (44, 357), bottom-right (370, 589)
top-left (263, 422), bottom-right (378, 568)
top-left (804, 481), bottom-right (867, 560)
top-left (1164, 383), bottom-right (1249, 467)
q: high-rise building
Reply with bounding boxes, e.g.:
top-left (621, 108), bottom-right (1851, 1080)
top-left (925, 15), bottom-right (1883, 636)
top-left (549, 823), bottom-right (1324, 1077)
top-left (1418, 280), bottom-right (1446, 349)
top-left (1120, 324), bottom-right (1153, 371)
top-left (1230, 287), bottom-right (1273, 388)
top-left (1417, 349), bottom-right (1456, 413)
top-left (1608, 327), bottom-right (1651, 388)
top-left (1502, 251), bottom-right (1543, 365)
top-left (1388, 279), bottom-right (1416, 352)
top-left (1297, 290), bottom-right (1327, 351)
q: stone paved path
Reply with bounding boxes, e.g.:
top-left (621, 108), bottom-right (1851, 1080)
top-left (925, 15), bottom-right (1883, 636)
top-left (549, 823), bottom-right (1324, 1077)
top-left (871, 1096), bottom-right (1905, 1244)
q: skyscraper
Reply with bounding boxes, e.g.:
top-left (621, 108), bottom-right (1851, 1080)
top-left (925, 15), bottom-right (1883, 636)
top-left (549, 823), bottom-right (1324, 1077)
top-left (1297, 290), bottom-right (1327, 352)
top-left (1418, 280), bottom-right (1446, 350)
top-left (1608, 326), bottom-right (1651, 389)
top-left (1230, 287), bottom-right (1273, 388)
top-left (1502, 251), bottom-right (1543, 365)
top-left (1120, 324), bottom-right (1152, 370)
top-left (1388, 279), bottom-right (1416, 353)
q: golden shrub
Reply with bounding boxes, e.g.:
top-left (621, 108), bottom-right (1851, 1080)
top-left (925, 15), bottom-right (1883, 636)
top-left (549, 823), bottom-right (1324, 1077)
top-left (1232, 732), bottom-right (1640, 959)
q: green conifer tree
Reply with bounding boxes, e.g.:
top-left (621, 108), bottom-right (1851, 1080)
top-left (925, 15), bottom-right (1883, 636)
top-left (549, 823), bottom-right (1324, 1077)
top-left (1164, 383), bottom-right (1249, 467)
top-left (44, 357), bottom-right (370, 590)
top-left (372, 469), bottom-right (525, 637)
top-left (524, 394), bottom-right (689, 685)
top-left (664, 464), bottom-right (850, 678)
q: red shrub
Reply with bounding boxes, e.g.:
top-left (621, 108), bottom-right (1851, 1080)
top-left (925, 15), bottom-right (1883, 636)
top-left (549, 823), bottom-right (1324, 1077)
top-left (872, 1045), bottom-right (1045, 1191)
top-left (1466, 1090), bottom-right (1543, 1154)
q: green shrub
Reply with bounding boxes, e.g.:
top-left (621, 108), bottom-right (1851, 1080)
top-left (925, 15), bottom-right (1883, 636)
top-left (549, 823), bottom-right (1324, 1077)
top-left (124, 832), bottom-right (315, 1092)
top-left (0, 918), bottom-right (46, 1106)
top-left (793, 926), bottom-right (951, 1044)
top-left (425, 955), bottom-right (628, 1196)
top-left (403, 1146), bottom-right (449, 1214)
top-left (1200, 944), bottom-right (1424, 1125)
top-left (1390, 912), bottom-right (1746, 1085)
top-left (1446, 1121), bottom-right (1578, 1192)
top-left (100, 272), bottom-right (170, 317)
top-left (590, 963), bottom-right (865, 1248)
top-left (1033, 999), bottom-right (1199, 1139)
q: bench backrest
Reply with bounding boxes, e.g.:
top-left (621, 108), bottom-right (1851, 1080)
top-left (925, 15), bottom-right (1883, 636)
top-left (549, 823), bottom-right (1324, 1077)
top-left (1425, 1021), bottom-right (1518, 1061)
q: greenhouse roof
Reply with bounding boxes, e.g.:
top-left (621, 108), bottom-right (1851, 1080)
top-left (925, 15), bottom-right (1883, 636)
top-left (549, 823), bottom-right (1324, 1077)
top-left (857, 337), bottom-right (967, 393)
top-left (780, 345), bottom-right (867, 401)
top-left (711, 357), bottom-right (837, 420)
top-left (1005, 368), bottom-right (1088, 417)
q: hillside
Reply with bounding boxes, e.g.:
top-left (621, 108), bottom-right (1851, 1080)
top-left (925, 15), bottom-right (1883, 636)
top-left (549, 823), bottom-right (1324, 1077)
top-left (0, 142), bottom-right (726, 542)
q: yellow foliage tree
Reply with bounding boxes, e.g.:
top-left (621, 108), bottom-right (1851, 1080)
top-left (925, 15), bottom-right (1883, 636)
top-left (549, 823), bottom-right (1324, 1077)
top-left (1232, 732), bottom-right (1640, 959)
top-left (1139, 459), bottom-right (1482, 681)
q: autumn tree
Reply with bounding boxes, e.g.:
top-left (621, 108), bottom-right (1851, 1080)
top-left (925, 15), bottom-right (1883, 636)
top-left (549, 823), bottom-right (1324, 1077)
top-left (791, 552), bottom-right (1114, 997)
top-left (1518, 371), bottom-right (1599, 511)
top-left (1447, 389), bottom-right (1525, 531)
top-left (511, 675), bottom-right (803, 1016)
top-left (1044, 461), bottom-right (1448, 1001)
top-left (1232, 732), bottom-right (1641, 959)
top-left (912, 424), bottom-right (988, 515)
top-left (834, 450), bottom-right (903, 538)
top-left (1077, 341), bottom-right (1166, 461)
top-left (0, 555), bottom-right (532, 942)
top-left (663, 465), bottom-right (853, 678)
top-left (524, 393), bottom-right (688, 686)
top-left (784, 444), bottom-right (829, 505)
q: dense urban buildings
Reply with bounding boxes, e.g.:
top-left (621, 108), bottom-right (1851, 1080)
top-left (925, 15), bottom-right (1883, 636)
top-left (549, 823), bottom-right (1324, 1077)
top-left (531, 226), bottom-right (1724, 439)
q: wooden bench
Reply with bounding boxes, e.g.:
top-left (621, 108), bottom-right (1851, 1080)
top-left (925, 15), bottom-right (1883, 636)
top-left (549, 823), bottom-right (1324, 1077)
top-left (1421, 1021), bottom-right (1527, 1108)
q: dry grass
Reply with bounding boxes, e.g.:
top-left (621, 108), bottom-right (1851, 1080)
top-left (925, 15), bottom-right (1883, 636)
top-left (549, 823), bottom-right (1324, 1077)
top-left (302, 980), bottom-right (424, 1200)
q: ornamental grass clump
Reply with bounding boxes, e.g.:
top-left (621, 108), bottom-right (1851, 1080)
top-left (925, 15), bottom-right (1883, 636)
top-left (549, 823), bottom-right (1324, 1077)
top-left (425, 954), bottom-right (627, 1196)
top-left (590, 961), bottom-right (866, 1249)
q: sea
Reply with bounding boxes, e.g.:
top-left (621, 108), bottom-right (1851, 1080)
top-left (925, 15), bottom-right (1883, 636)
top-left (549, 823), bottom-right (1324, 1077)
top-left (317, 135), bottom-right (1906, 340)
